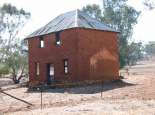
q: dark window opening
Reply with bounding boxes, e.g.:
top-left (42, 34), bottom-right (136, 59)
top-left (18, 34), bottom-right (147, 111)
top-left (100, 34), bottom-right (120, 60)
top-left (55, 31), bottom-right (61, 46)
top-left (64, 59), bottom-right (69, 74)
top-left (39, 36), bottom-right (44, 48)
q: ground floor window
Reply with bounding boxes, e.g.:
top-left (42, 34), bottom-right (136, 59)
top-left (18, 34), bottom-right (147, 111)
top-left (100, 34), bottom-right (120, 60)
top-left (47, 63), bottom-right (54, 84)
top-left (49, 64), bottom-right (54, 76)
top-left (64, 59), bottom-right (69, 74)
top-left (36, 62), bottom-right (40, 76)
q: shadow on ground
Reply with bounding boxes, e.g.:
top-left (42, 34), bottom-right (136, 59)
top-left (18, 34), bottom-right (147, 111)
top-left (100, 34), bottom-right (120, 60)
top-left (27, 80), bottom-right (136, 94)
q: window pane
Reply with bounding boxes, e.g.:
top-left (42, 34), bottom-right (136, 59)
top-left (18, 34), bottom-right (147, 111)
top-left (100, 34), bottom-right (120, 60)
top-left (64, 67), bottom-right (68, 74)
top-left (64, 60), bottom-right (68, 66)
top-left (36, 63), bottom-right (39, 75)
top-left (56, 40), bottom-right (61, 45)
top-left (64, 59), bottom-right (69, 74)
top-left (55, 32), bottom-right (61, 46)
top-left (49, 64), bottom-right (54, 76)
top-left (40, 40), bottom-right (44, 48)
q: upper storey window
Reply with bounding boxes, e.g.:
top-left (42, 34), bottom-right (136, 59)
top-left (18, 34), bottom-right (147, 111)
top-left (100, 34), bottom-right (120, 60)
top-left (55, 31), bottom-right (61, 46)
top-left (56, 39), bottom-right (61, 45)
top-left (39, 36), bottom-right (44, 48)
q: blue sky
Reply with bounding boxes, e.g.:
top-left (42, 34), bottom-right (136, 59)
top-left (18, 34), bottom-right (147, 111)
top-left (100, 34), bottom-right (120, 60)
top-left (0, 0), bottom-right (155, 43)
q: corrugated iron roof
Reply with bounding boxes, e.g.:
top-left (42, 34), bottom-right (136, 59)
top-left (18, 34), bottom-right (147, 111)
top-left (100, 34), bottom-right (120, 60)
top-left (27, 9), bottom-right (118, 38)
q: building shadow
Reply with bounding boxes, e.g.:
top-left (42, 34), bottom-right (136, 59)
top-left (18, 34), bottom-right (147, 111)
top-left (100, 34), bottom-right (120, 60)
top-left (26, 79), bottom-right (136, 94)
top-left (64, 80), bottom-right (135, 94)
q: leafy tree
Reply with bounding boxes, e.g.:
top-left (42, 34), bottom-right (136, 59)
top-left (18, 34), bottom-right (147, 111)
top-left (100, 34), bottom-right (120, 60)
top-left (82, 1), bottom-right (140, 67)
top-left (5, 42), bottom-right (28, 83)
top-left (0, 4), bottom-right (30, 60)
top-left (126, 42), bottom-right (144, 65)
top-left (82, 4), bottom-right (102, 21)
top-left (0, 64), bottom-right (9, 76)
top-left (0, 4), bottom-right (30, 83)
top-left (145, 41), bottom-right (155, 56)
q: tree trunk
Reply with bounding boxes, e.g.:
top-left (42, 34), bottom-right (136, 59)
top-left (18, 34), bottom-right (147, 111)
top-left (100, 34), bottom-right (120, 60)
top-left (12, 74), bottom-right (19, 84)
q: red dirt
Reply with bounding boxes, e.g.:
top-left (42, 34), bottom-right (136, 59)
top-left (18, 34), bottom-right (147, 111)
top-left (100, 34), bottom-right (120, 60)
top-left (0, 58), bottom-right (155, 114)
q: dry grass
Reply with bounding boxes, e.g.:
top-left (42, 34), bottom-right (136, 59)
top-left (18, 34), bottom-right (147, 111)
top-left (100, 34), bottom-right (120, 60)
top-left (1, 58), bottom-right (155, 115)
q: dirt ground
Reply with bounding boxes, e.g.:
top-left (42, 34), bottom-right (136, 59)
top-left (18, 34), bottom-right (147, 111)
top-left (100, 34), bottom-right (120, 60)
top-left (0, 58), bottom-right (155, 115)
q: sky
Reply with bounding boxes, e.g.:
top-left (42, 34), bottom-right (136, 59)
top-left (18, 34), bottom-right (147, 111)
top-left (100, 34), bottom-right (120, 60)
top-left (0, 0), bottom-right (155, 43)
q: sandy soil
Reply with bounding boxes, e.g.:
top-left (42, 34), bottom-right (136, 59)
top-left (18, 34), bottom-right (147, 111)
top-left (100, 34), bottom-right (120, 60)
top-left (0, 58), bottom-right (155, 115)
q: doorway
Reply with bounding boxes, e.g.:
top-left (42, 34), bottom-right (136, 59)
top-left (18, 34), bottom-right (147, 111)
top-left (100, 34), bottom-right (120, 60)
top-left (47, 63), bottom-right (54, 85)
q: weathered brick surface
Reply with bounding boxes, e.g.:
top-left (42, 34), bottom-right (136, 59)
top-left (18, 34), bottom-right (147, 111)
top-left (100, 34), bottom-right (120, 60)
top-left (28, 28), bottom-right (119, 85)
top-left (76, 28), bottom-right (119, 82)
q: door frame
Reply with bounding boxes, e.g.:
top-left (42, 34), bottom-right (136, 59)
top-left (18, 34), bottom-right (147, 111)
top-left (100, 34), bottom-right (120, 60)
top-left (46, 63), bottom-right (54, 84)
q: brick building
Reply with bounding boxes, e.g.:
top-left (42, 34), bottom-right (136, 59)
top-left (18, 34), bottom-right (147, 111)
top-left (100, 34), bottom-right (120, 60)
top-left (26, 10), bottom-right (119, 86)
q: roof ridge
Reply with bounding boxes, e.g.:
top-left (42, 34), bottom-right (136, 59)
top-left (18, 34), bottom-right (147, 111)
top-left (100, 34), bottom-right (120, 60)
top-left (75, 9), bottom-right (78, 27)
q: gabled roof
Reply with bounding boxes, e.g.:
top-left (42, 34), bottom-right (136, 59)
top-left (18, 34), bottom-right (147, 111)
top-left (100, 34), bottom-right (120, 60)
top-left (27, 9), bottom-right (118, 38)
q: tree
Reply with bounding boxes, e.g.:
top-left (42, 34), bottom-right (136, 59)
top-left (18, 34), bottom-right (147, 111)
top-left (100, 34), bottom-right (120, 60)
top-left (0, 4), bottom-right (30, 83)
top-left (126, 42), bottom-right (144, 65)
top-left (145, 41), bottom-right (155, 57)
top-left (0, 4), bottom-right (30, 60)
top-left (82, 4), bottom-right (102, 21)
top-left (82, 1), bottom-right (140, 67)
top-left (5, 42), bottom-right (28, 83)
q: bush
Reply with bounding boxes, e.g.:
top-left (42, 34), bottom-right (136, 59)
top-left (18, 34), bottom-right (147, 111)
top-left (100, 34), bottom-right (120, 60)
top-left (0, 64), bottom-right (9, 76)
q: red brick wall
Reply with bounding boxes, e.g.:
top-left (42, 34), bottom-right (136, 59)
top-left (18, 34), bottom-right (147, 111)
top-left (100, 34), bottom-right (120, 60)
top-left (28, 28), bottom-right (119, 85)
top-left (28, 29), bottom-right (79, 85)
top-left (76, 28), bottom-right (119, 82)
